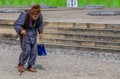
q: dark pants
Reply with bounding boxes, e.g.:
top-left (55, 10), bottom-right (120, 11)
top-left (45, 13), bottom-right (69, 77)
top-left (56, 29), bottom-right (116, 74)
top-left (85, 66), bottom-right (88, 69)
top-left (19, 35), bottom-right (37, 66)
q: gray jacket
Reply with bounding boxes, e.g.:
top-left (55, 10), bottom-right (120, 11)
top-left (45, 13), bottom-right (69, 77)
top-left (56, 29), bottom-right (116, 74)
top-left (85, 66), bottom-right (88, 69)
top-left (14, 11), bottom-right (43, 44)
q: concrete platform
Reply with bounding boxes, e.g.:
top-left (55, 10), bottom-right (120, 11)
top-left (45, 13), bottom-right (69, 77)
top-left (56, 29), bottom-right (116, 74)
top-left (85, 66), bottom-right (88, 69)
top-left (0, 7), bottom-right (120, 24)
top-left (0, 7), bottom-right (120, 51)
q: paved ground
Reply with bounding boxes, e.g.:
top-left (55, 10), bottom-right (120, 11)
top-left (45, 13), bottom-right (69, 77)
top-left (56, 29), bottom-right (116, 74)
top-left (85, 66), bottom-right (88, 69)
top-left (0, 43), bottom-right (120, 79)
top-left (0, 7), bottom-right (120, 79)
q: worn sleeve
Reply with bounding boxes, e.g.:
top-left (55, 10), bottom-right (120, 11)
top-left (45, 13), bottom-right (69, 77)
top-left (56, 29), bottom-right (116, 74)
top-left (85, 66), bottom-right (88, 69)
top-left (14, 12), bottom-right (26, 34)
top-left (38, 14), bottom-right (43, 34)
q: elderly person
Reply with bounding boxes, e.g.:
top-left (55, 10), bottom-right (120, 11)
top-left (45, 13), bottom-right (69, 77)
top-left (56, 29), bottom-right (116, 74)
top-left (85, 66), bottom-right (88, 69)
top-left (14, 4), bottom-right (43, 72)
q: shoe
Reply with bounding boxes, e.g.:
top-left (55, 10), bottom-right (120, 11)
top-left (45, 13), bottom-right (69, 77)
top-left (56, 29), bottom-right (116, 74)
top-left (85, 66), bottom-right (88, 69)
top-left (18, 66), bottom-right (25, 72)
top-left (27, 68), bottom-right (37, 72)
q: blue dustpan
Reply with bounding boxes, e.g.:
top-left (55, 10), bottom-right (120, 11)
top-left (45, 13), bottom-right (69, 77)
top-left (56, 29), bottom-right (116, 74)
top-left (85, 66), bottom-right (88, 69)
top-left (37, 40), bottom-right (47, 56)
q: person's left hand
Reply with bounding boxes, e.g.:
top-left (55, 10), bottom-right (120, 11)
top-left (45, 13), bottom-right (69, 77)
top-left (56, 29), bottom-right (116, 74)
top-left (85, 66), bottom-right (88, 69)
top-left (39, 33), bottom-right (43, 39)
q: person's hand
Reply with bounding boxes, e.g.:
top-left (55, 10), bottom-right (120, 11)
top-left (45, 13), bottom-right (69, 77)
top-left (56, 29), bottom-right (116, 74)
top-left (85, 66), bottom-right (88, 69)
top-left (21, 29), bottom-right (26, 35)
top-left (39, 33), bottom-right (43, 39)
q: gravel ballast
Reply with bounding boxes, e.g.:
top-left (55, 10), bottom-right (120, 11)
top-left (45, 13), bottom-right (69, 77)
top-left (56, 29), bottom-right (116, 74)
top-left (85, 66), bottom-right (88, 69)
top-left (0, 43), bottom-right (120, 79)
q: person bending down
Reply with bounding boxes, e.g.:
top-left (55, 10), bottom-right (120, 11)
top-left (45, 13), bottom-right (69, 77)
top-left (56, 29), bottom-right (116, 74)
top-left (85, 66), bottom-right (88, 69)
top-left (14, 4), bottom-right (43, 72)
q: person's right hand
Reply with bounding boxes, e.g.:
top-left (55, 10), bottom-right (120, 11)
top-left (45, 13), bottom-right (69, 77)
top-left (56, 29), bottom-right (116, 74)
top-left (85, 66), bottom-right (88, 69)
top-left (21, 29), bottom-right (26, 35)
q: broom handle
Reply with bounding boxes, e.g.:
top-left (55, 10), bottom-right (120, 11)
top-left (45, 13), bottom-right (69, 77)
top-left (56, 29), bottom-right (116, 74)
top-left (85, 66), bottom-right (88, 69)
top-left (20, 34), bottom-right (25, 76)
top-left (21, 35), bottom-right (25, 65)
